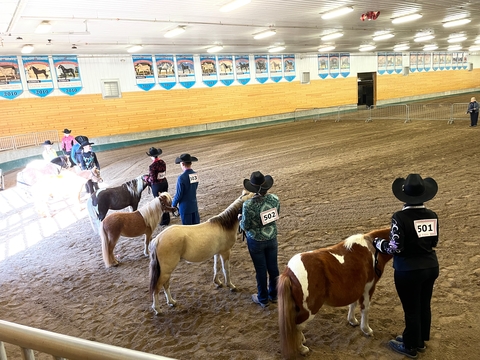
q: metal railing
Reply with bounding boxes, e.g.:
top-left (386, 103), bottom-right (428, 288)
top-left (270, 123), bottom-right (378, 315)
top-left (0, 320), bottom-right (175, 360)
top-left (0, 130), bottom-right (60, 152)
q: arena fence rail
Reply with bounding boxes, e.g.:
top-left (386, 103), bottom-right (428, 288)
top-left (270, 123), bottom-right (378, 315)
top-left (0, 320), bottom-right (175, 360)
top-left (0, 130), bottom-right (60, 152)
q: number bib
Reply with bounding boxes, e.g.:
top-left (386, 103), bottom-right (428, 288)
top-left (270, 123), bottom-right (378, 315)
top-left (414, 219), bottom-right (438, 238)
top-left (189, 173), bottom-right (198, 184)
top-left (260, 207), bottom-right (279, 225)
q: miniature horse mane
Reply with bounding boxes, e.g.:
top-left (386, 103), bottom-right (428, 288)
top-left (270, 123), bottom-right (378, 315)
top-left (207, 196), bottom-right (245, 231)
top-left (124, 175), bottom-right (145, 197)
top-left (138, 192), bottom-right (172, 232)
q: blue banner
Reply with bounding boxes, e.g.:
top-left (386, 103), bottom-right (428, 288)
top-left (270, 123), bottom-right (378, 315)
top-left (409, 53), bottom-right (418, 73)
top-left (445, 53), bottom-right (452, 70)
top-left (22, 56), bottom-right (54, 97)
top-left (377, 53), bottom-right (386, 75)
top-left (132, 55), bottom-right (155, 91)
top-left (52, 55), bottom-right (82, 96)
top-left (235, 55), bottom-right (250, 85)
top-left (269, 55), bottom-right (282, 83)
top-left (424, 53), bottom-right (431, 72)
top-left (283, 54), bottom-right (296, 82)
top-left (340, 53), bottom-right (350, 78)
top-left (218, 55), bottom-right (234, 86)
top-left (433, 53), bottom-right (439, 71)
top-left (0, 56), bottom-right (23, 100)
top-left (156, 55), bottom-right (176, 90)
top-left (254, 55), bottom-right (268, 84)
top-left (395, 53), bottom-right (403, 74)
top-left (386, 53), bottom-right (395, 74)
top-left (439, 53), bottom-right (445, 71)
top-left (318, 54), bottom-right (329, 79)
top-left (200, 55), bottom-right (218, 87)
top-left (176, 56), bottom-right (195, 89)
top-left (329, 53), bottom-right (339, 78)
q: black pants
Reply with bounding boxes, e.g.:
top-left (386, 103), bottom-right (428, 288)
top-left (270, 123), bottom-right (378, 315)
top-left (152, 181), bottom-right (170, 226)
top-left (394, 266), bottom-right (439, 350)
top-left (470, 111), bottom-right (479, 126)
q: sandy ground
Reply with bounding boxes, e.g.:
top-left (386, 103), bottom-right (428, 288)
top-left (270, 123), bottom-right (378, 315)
top-left (1, 95), bottom-right (480, 359)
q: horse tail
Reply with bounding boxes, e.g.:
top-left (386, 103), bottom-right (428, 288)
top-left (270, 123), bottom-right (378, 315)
top-left (99, 221), bottom-right (111, 268)
top-left (278, 271), bottom-right (298, 360)
top-left (149, 239), bottom-right (161, 299)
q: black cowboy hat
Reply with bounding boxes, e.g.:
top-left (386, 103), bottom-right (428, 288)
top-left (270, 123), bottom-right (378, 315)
top-left (43, 140), bottom-right (54, 145)
top-left (146, 147), bottom-right (162, 157)
top-left (80, 140), bottom-right (94, 148)
top-left (175, 153), bottom-right (198, 164)
top-left (63, 129), bottom-right (72, 134)
top-left (75, 135), bottom-right (89, 144)
top-left (243, 171), bottom-right (274, 193)
top-left (392, 174), bottom-right (438, 204)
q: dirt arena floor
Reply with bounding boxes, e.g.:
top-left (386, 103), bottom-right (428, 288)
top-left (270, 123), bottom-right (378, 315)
top-left (1, 95), bottom-right (480, 359)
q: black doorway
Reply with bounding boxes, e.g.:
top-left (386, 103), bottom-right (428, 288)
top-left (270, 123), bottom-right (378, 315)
top-left (357, 72), bottom-right (375, 107)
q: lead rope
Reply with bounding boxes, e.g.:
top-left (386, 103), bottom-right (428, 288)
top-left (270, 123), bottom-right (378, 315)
top-left (374, 248), bottom-right (382, 278)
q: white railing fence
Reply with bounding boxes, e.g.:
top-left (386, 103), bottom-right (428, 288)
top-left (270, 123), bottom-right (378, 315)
top-left (0, 320), bottom-right (175, 360)
top-left (0, 130), bottom-right (60, 152)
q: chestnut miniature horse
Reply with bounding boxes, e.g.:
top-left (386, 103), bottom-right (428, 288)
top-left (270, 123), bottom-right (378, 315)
top-left (278, 228), bottom-right (392, 359)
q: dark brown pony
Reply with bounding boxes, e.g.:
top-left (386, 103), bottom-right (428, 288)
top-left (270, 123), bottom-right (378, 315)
top-left (278, 228), bottom-right (392, 359)
top-left (29, 66), bottom-right (48, 79)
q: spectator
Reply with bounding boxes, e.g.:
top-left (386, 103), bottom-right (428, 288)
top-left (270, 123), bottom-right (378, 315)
top-left (466, 96), bottom-right (479, 127)
top-left (42, 140), bottom-right (57, 161)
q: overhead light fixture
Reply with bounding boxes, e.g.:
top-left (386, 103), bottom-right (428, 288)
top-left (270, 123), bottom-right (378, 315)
top-left (393, 44), bottom-right (410, 51)
top-left (391, 13), bottom-right (423, 24)
top-left (373, 33), bottom-right (395, 41)
top-left (474, 38), bottom-right (480, 44)
top-left (207, 45), bottom-right (223, 53)
top-left (164, 26), bottom-right (186, 38)
top-left (359, 44), bottom-right (376, 52)
top-left (220, 0), bottom-right (251, 12)
top-left (414, 34), bottom-right (435, 42)
top-left (253, 29), bottom-right (276, 40)
top-left (318, 45), bottom-right (336, 52)
top-left (321, 32), bottom-right (343, 41)
top-left (423, 44), bottom-right (438, 51)
top-left (443, 18), bottom-right (471, 28)
top-left (448, 35), bottom-right (467, 43)
top-left (21, 44), bottom-right (34, 54)
top-left (268, 45), bottom-right (285, 53)
top-left (35, 21), bottom-right (52, 34)
top-left (448, 45), bottom-right (462, 51)
top-left (469, 45), bottom-right (480, 51)
top-left (127, 45), bottom-right (143, 53)
top-left (321, 6), bottom-right (354, 20)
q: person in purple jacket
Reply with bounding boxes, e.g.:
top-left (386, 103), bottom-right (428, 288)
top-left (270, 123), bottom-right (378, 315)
top-left (172, 153), bottom-right (199, 225)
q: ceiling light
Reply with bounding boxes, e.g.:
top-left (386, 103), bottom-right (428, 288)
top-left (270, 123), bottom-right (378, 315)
top-left (448, 45), bottom-right (462, 51)
top-left (414, 34), bottom-right (435, 42)
top-left (253, 29), bottom-right (276, 40)
top-left (373, 33), bottom-right (395, 41)
top-left (268, 45), bottom-right (285, 53)
top-left (35, 21), bottom-right (52, 34)
top-left (164, 26), bottom-right (186, 38)
top-left (448, 35), bottom-right (467, 43)
top-left (321, 6), bottom-right (354, 20)
top-left (443, 18), bottom-right (471, 28)
top-left (359, 45), bottom-right (376, 52)
top-left (318, 45), bottom-right (336, 52)
top-left (207, 45), bottom-right (223, 53)
top-left (469, 45), bottom-right (480, 51)
top-left (21, 44), bottom-right (34, 54)
top-left (391, 13), bottom-right (423, 24)
top-left (393, 44), bottom-right (410, 51)
top-left (127, 45), bottom-right (143, 53)
top-left (475, 38), bottom-right (480, 44)
top-left (321, 32), bottom-right (343, 41)
top-left (220, 0), bottom-right (251, 12)
top-left (423, 45), bottom-right (438, 51)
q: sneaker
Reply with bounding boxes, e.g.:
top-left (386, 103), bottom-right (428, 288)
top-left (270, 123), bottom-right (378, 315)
top-left (396, 335), bottom-right (427, 353)
top-left (268, 297), bottom-right (278, 304)
top-left (389, 340), bottom-right (418, 359)
top-left (251, 294), bottom-right (269, 308)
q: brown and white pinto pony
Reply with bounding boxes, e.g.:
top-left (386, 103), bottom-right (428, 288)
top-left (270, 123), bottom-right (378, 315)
top-left (278, 228), bottom-right (392, 359)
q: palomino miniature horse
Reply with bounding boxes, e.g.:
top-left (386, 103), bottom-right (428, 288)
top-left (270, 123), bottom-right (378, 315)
top-left (278, 228), bottom-right (392, 359)
top-left (149, 190), bottom-right (255, 315)
top-left (99, 193), bottom-right (172, 268)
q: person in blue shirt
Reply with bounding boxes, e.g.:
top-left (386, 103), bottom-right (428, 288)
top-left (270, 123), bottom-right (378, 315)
top-left (172, 153), bottom-right (199, 225)
top-left (240, 171), bottom-right (280, 308)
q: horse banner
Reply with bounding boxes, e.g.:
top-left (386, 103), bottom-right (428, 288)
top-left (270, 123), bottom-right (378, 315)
top-left (318, 54), bottom-right (329, 79)
top-left (283, 54), bottom-right (295, 82)
top-left (176, 55), bottom-right (195, 89)
top-left (394, 53), bottom-right (403, 74)
top-left (377, 53), bottom-right (386, 75)
top-left (340, 53), bottom-right (350, 78)
top-left (445, 53), bottom-right (452, 70)
top-left (439, 53), bottom-right (446, 71)
top-left (433, 53), bottom-right (439, 71)
top-left (218, 55), bottom-right (234, 86)
top-left (22, 55), bottom-right (54, 98)
top-left (0, 56), bottom-right (23, 100)
top-left (269, 55), bottom-right (282, 83)
top-left (328, 53), bottom-right (339, 78)
top-left (132, 55), bottom-right (155, 91)
top-left (254, 55), bottom-right (268, 84)
top-left (52, 55), bottom-right (82, 96)
top-left (409, 53), bottom-right (418, 73)
top-left (462, 53), bottom-right (468, 70)
top-left (235, 55), bottom-right (250, 85)
top-left (200, 55), bottom-right (218, 87)
top-left (424, 53), bottom-right (431, 71)
top-left (417, 53), bottom-right (425, 72)
top-left (156, 55), bottom-right (176, 90)
top-left (386, 53), bottom-right (395, 74)
top-left (452, 53), bottom-right (458, 70)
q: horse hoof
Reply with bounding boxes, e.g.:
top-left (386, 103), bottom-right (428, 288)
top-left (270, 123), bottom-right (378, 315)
top-left (361, 328), bottom-right (373, 336)
top-left (349, 319), bottom-right (359, 327)
top-left (229, 286), bottom-right (238, 292)
top-left (299, 345), bottom-right (310, 355)
top-left (167, 300), bottom-right (177, 307)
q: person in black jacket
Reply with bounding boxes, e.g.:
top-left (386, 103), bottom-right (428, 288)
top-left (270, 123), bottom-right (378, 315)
top-left (466, 96), bottom-right (479, 127)
top-left (373, 174), bottom-right (439, 359)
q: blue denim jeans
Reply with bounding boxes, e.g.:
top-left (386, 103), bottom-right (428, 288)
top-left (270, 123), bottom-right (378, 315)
top-left (246, 236), bottom-right (279, 304)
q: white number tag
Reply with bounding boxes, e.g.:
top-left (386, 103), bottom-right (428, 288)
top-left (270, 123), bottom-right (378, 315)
top-left (189, 173), bottom-right (199, 184)
top-left (414, 219), bottom-right (438, 238)
top-left (260, 208), bottom-right (279, 225)
top-left (157, 171), bottom-right (166, 180)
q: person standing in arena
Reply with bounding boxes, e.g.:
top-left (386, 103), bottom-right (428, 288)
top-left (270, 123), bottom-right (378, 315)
top-left (61, 129), bottom-right (75, 155)
top-left (172, 153), bottom-right (199, 225)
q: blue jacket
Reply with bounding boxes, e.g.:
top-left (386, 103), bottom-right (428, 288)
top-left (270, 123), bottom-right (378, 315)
top-left (172, 168), bottom-right (199, 217)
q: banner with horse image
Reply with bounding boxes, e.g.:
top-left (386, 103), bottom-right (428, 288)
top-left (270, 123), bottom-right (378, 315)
top-left (156, 55), bottom-right (176, 90)
top-left (52, 55), bottom-right (82, 96)
top-left (217, 55), bottom-right (234, 86)
top-left (283, 54), bottom-right (295, 82)
top-left (417, 53), bottom-right (424, 72)
top-left (340, 53), bottom-right (350, 78)
top-left (176, 55), bottom-right (195, 89)
top-left (22, 55), bottom-right (54, 98)
top-left (409, 53), bottom-right (418, 73)
top-left (200, 55), bottom-right (218, 87)
top-left (424, 53), bottom-right (431, 71)
top-left (386, 53), bottom-right (395, 74)
top-left (0, 56), bottom-right (23, 100)
top-left (439, 52), bottom-right (446, 71)
top-left (269, 55), bottom-right (282, 83)
top-left (328, 53), bottom-right (339, 78)
top-left (433, 53), bottom-right (439, 71)
top-left (318, 54), bottom-right (328, 79)
top-left (254, 55), bottom-right (268, 84)
top-left (132, 55), bottom-right (155, 91)
top-left (452, 52), bottom-right (458, 70)
top-left (377, 53), bottom-right (386, 75)
top-left (462, 53), bottom-right (468, 70)
top-left (235, 55), bottom-right (250, 85)
top-left (445, 53), bottom-right (452, 70)
top-left (394, 53), bottom-right (403, 74)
